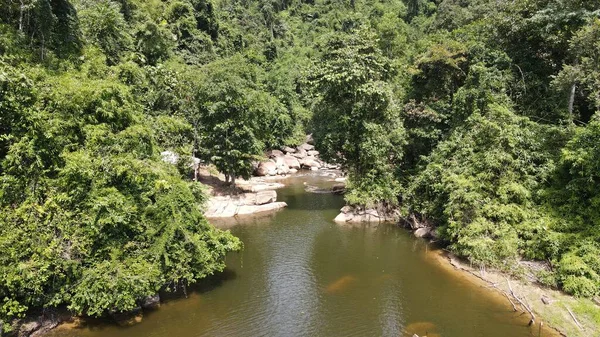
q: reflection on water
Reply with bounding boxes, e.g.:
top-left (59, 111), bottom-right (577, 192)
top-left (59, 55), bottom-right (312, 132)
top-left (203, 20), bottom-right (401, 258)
top-left (48, 173), bottom-right (559, 337)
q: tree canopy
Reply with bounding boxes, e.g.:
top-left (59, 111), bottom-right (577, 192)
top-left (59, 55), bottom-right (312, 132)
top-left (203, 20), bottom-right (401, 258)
top-left (1, 0), bottom-right (600, 330)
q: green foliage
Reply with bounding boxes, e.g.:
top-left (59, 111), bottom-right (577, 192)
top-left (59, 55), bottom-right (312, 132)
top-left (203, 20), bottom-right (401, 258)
top-left (553, 19), bottom-right (600, 119)
top-left (310, 28), bottom-right (405, 206)
top-left (407, 105), bottom-right (557, 267)
top-left (77, 0), bottom-right (132, 65)
top-left (190, 56), bottom-right (267, 183)
top-left (0, 58), bottom-right (240, 328)
top-left (1, 2), bottom-right (600, 331)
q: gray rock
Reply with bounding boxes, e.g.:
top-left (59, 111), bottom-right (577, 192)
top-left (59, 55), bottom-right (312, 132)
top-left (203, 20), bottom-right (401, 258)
top-left (236, 202), bottom-right (287, 215)
top-left (19, 320), bottom-right (41, 337)
top-left (306, 134), bottom-right (314, 145)
top-left (255, 191), bottom-right (277, 205)
top-left (365, 209), bottom-right (379, 217)
top-left (341, 206), bottom-right (353, 214)
top-left (307, 150), bottom-right (320, 157)
top-left (334, 212), bottom-right (350, 223)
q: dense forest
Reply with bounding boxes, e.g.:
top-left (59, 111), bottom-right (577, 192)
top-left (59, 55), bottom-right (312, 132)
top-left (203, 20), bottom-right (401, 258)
top-left (1, 0), bottom-right (600, 331)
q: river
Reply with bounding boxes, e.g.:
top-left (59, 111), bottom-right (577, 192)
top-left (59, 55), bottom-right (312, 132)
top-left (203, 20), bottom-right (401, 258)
top-left (48, 172), bottom-right (558, 337)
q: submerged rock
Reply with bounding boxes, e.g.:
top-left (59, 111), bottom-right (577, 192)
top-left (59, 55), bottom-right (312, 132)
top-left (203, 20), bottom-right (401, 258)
top-left (110, 307), bottom-right (142, 327)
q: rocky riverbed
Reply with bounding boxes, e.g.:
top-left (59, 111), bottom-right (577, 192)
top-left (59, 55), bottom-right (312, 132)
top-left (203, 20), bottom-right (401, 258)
top-left (254, 136), bottom-right (339, 177)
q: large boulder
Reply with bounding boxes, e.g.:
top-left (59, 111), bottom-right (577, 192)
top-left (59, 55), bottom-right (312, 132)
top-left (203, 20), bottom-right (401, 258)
top-left (282, 146), bottom-right (296, 154)
top-left (307, 150), bottom-right (320, 157)
top-left (277, 166), bottom-right (290, 175)
top-left (273, 156), bottom-right (286, 168)
top-left (292, 148), bottom-right (307, 159)
top-left (301, 157), bottom-right (321, 168)
top-left (256, 161), bottom-right (277, 176)
top-left (267, 149), bottom-right (285, 158)
top-left (283, 155), bottom-right (301, 169)
top-left (236, 202), bottom-right (287, 215)
top-left (306, 134), bottom-right (315, 145)
top-left (298, 143), bottom-right (315, 151)
top-left (256, 190), bottom-right (277, 205)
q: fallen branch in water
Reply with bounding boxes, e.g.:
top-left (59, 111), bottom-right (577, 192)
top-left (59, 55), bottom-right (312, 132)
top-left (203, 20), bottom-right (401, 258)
top-left (503, 291), bottom-right (519, 312)
top-left (506, 277), bottom-right (536, 326)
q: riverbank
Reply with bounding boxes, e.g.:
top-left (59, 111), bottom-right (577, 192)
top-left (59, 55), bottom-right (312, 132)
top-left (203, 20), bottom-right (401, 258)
top-left (426, 246), bottom-right (600, 337)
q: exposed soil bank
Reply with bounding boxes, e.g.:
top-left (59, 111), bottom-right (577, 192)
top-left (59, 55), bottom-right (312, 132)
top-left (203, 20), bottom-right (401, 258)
top-left (425, 245), bottom-right (599, 337)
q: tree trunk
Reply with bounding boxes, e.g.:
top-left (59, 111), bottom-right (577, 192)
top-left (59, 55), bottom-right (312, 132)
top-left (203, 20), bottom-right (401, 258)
top-left (568, 83), bottom-right (576, 118)
top-left (19, 0), bottom-right (25, 32)
top-left (231, 174), bottom-right (236, 186)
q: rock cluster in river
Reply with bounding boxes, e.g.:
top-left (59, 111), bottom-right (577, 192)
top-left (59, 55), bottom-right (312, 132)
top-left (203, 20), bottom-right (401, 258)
top-left (334, 205), bottom-right (399, 224)
top-left (205, 190), bottom-right (287, 218)
top-left (255, 137), bottom-right (338, 177)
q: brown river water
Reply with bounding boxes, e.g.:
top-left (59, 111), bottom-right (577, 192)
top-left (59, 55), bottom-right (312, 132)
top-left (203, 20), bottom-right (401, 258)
top-left (48, 173), bottom-right (559, 337)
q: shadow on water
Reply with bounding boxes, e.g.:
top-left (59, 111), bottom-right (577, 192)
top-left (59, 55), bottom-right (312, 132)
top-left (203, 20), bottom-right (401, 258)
top-left (58, 269), bottom-right (240, 334)
top-left (160, 268), bottom-right (238, 302)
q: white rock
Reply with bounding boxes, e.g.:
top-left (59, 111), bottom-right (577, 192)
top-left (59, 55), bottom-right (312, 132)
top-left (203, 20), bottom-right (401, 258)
top-left (299, 143), bottom-right (315, 151)
top-left (161, 151), bottom-right (179, 165)
top-left (283, 155), bottom-right (301, 169)
top-left (256, 190), bottom-right (277, 205)
top-left (282, 146), bottom-right (296, 153)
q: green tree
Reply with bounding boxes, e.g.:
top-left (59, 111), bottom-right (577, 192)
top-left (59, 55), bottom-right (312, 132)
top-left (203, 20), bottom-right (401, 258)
top-left (192, 56), bottom-right (265, 184)
top-left (78, 0), bottom-right (131, 65)
top-left (310, 28), bottom-right (405, 207)
top-left (406, 104), bottom-right (557, 267)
